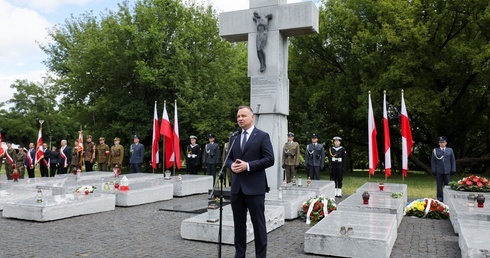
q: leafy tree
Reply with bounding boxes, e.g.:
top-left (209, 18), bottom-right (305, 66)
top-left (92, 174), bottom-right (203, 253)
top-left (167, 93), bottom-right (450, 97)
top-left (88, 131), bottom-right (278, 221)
top-left (289, 0), bottom-right (490, 175)
top-left (40, 0), bottom-right (248, 169)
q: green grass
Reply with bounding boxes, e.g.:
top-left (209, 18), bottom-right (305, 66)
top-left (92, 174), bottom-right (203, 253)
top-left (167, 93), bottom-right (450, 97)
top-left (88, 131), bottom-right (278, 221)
top-left (294, 169), bottom-right (438, 200)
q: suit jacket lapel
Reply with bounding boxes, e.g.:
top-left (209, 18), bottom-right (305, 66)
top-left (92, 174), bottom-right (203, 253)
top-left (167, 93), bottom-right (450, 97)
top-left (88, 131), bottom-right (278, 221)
top-left (242, 128), bottom-right (257, 153)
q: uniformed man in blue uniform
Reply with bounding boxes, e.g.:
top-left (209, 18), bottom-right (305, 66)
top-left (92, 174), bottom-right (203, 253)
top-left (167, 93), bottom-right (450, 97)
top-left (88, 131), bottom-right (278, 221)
top-left (204, 134), bottom-right (220, 183)
top-left (305, 134), bottom-right (325, 180)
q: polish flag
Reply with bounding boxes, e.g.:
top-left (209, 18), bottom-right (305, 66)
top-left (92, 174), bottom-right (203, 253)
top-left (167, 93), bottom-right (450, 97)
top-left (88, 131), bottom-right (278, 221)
top-left (383, 91), bottom-right (391, 177)
top-left (151, 101), bottom-right (160, 169)
top-left (78, 131), bottom-right (84, 153)
top-left (0, 133), bottom-right (4, 157)
top-left (160, 102), bottom-right (174, 169)
top-left (172, 100), bottom-right (181, 169)
top-left (35, 127), bottom-right (44, 164)
top-left (401, 90), bottom-right (413, 177)
top-left (368, 92), bottom-right (378, 175)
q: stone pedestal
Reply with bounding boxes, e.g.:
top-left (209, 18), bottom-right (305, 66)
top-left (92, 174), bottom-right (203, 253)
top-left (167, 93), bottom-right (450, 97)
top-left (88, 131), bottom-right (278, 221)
top-left (304, 211), bottom-right (397, 258)
top-left (282, 180), bottom-right (335, 198)
top-left (168, 175), bottom-right (213, 196)
top-left (180, 204), bottom-right (285, 244)
top-left (337, 192), bottom-right (404, 227)
top-left (2, 193), bottom-right (115, 222)
top-left (265, 189), bottom-right (314, 219)
top-left (445, 195), bottom-right (490, 235)
top-left (113, 181), bottom-right (173, 206)
top-left (0, 188), bottom-right (38, 211)
top-left (356, 182), bottom-right (407, 205)
top-left (458, 219), bottom-right (490, 258)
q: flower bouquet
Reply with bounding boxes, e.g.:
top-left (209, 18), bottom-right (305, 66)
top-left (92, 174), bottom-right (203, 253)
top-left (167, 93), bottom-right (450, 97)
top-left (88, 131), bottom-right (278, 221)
top-left (298, 195), bottom-right (336, 225)
top-left (405, 198), bottom-right (449, 220)
top-left (449, 175), bottom-right (490, 192)
top-left (75, 185), bottom-right (96, 194)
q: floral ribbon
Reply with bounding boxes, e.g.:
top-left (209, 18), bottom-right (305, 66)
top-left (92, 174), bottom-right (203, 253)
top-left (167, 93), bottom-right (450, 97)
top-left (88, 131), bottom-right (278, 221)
top-left (423, 198), bottom-right (432, 217)
top-left (305, 198), bottom-right (318, 224)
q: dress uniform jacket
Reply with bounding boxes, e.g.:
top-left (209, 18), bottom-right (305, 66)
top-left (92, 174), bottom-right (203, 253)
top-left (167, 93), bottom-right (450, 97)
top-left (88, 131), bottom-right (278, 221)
top-left (109, 144), bottom-right (124, 166)
top-left (282, 141), bottom-right (300, 166)
top-left (204, 142), bottom-right (220, 164)
top-left (305, 143), bottom-right (325, 169)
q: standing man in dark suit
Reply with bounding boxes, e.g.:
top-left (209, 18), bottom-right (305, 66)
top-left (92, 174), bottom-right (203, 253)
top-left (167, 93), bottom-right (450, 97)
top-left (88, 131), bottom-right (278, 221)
top-left (26, 142), bottom-right (36, 178)
top-left (58, 140), bottom-right (71, 174)
top-left (39, 143), bottom-right (51, 177)
top-left (305, 134), bottom-right (325, 180)
top-left (129, 135), bottom-right (145, 173)
top-left (431, 136), bottom-right (456, 202)
top-left (226, 105), bottom-right (274, 258)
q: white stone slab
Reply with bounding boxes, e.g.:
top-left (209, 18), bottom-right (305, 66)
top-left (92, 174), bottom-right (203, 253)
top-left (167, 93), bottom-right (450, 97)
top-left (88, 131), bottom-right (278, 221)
top-left (0, 188), bottom-right (38, 211)
top-left (282, 180), bottom-right (335, 198)
top-left (443, 186), bottom-right (490, 202)
top-left (265, 189), bottom-right (315, 219)
top-left (356, 182), bottom-right (408, 205)
top-left (167, 175), bottom-right (213, 196)
top-left (337, 192), bottom-right (404, 227)
top-left (458, 219), bottom-right (490, 258)
top-left (445, 196), bottom-right (490, 235)
top-left (304, 210), bottom-right (397, 258)
top-left (2, 193), bottom-right (115, 222)
top-left (112, 181), bottom-right (173, 206)
top-left (180, 204), bottom-right (285, 244)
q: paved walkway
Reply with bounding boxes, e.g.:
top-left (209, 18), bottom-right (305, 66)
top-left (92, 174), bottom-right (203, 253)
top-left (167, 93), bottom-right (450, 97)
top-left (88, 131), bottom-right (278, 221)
top-left (0, 193), bottom-right (461, 257)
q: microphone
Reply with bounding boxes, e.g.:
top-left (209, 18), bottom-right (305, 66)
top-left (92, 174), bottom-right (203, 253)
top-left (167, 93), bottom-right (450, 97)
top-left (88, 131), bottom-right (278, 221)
top-left (231, 129), bottom-right (241, 137)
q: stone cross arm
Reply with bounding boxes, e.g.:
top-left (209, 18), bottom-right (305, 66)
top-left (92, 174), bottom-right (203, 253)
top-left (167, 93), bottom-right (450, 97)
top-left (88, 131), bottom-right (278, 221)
top-left (219, 1), bottom-right (319, 42)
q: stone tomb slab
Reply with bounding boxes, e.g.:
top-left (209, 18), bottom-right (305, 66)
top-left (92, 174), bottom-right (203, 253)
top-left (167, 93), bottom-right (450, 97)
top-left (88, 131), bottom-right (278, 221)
top-left (167, 174), bottom-right (213, 196)
top-left (337, 192), bottom-right (404, 227)
top-left (265, 189), bottom-right (315, 220)
top-left (180, 204), bottom-right (285, 244)
top-left (0, 188), bottom-right (38, 211)
top-left (443, 186), bottom-right (490, 202)
top-left (111, 180), bottom-right (174, 206)
top-left (445, 196), bottom-right (490, 235)
top-left (2, 193), bottom-right (115, 222)
top-left (458, 219), bottom-right (490, 258)
top-left (304, 210), bottom-right (397, 258)
top-left (282, 180), bottom-right (335, 198)
top-left (356, 182), bottom-right (408, 205)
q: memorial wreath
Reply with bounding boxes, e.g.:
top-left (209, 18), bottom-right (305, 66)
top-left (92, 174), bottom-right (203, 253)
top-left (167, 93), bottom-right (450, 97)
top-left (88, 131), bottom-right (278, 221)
top-left (405, 198), bottom-right (449, 220)
top-left (449, 175), bottom-right (490, 192)
top-left (75, 185), bottom-right (97, 194)
top-left (298, 195), bottom-right (336, 225)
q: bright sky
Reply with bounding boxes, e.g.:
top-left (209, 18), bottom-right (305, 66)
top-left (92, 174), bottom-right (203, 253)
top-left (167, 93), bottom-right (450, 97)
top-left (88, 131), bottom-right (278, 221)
top-left (0, 0), bottom-right (317, 108)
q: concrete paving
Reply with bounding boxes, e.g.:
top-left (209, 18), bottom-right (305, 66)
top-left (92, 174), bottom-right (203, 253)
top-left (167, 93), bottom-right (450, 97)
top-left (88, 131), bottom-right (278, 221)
top-left (0, 193), bottom-right (461, 257)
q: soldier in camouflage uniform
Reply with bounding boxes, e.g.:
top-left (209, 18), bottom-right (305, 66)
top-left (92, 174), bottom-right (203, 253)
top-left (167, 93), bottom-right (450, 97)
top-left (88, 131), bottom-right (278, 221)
top-left (15, 146), bottom-right (26, 179)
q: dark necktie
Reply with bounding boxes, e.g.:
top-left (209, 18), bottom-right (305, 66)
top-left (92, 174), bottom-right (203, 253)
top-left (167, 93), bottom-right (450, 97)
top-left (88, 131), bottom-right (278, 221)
top-left (241, 131), bottom-right (248, 151)
top-left (442, 148), bottom-right (445, 154)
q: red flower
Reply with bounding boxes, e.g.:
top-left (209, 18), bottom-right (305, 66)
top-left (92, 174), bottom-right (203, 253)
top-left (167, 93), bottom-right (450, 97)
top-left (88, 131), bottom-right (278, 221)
top-left (314, 203), bottom-right (320, 211)
top-left (482, 179), bottom-right (489, 184)
top-left (459, 181), bottom-right (464, 185)
top-left (319, 211), bottom-right (324, 216)
top-left (466, 180), bottom-right (473, 186)
top-left (477, 182), bottom-right (483, 187)
top-left (473, 177), bottom-right (480, 183)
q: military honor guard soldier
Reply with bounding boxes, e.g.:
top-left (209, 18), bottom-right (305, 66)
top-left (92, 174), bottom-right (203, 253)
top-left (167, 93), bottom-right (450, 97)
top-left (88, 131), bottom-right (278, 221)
top-left (5, 142), bottom-right (16, 180)
top-left (83, 135), bottom-right (96, 172)
top-left (329, 136), bottom-right (347, 197)
top-left (15, 146), bottom-right (26, 179)
top-left (129, 135), bottom-right (145, 173)
top-left (221, 132), bottom-right (233, 187)
top-left (282, 132), bottom-right (300, 183)
top-left (204, 134), bottom-right (220, 183)
top-left (431, 136), bottom-right (456, 202)
top-left (96, 137), bottom-right (110, 171)
top-left (305, 134), bottom-right (325, 180)
top-left (186, 135), bottom-right (201, 174)
top-left (109, 137), bottom-right (124, 169)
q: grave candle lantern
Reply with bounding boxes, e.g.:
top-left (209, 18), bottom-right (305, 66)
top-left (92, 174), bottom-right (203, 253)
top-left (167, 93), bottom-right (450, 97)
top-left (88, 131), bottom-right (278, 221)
top-left (119, 176), bottom-right (129, 191)
top-left (362, 191), bottom-right (370, 205)
top-left (467, 193), bottom-right (476, 207)
top-left (12, 169), bottom-right (19, 182)
top-left (379, 182), bottom-right (384, 191)
top-left (477, 194), bottom-right (485, 208)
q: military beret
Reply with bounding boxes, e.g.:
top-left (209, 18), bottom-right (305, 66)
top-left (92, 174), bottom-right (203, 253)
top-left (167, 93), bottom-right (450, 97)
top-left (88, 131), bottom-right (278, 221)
top-left (208, 134), bottom-right (215, 138)
top-left (134, 134), bottom-right (140, 139)
top-left (287, 132), bottom-right (294, 137)
top-left (438, 136), bottom-right (447, 142)
top-left (190, 135), bottom-right (197, 139)
top-left (311, 133), bottom-right (319, 139)
top-left (114, 137), bottom-right (121, 141)
top-left (333, 136), bottom-right (342, 141)
top-left (99, 137), bottom-right (105, 141)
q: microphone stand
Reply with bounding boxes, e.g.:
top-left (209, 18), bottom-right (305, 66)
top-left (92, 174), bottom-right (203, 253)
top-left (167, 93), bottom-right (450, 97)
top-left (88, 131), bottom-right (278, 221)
top-left (208, 131), bottom-right (239, 258)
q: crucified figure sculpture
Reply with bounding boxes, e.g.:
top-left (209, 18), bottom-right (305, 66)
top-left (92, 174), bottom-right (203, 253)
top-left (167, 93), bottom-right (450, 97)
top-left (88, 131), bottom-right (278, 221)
top-left (253, 11), bottom-right (272, 73)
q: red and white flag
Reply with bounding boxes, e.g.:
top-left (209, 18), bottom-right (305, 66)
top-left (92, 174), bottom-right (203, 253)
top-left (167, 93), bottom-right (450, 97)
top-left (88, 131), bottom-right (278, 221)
top-left (78, 131), bottom-right (84, 153)
top-left (0, 133), bottom-right (4, 157)
top-left (160, 102), bottom-right (174, 169)
top-left (383, 91), bottom-right (391, 177)
top-left (368, 92), bottom-right (378, 175)
top-left (401, 90), bottom-right (413, 177)
top-left (35, 126), bottom-right (44, 165)
top-left (151, 101), bottom-right (160, 169)
top-left (172, 100), bottom-right (181, 169)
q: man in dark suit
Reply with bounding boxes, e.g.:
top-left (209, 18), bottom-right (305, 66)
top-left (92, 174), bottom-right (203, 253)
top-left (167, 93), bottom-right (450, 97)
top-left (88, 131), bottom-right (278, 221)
top-left (226, 106), bottom-right (274, 258)
top-left (129, 135), bottom-right (145, 173)
top-left (26, 142), bottom-right (36, 178)
top-left (431, 136), bottom-right (456, 202)
top-left (58, 140), bottom-right (71, 174)
top-left (204, 134), bottom-right (220, 183)
top-left (39, 143), bottom-right (51, 177)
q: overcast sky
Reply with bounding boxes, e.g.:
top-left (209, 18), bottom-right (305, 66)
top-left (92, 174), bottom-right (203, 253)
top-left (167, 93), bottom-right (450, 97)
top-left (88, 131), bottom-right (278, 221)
top-left (0, 0), bottom-right (316, 108)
